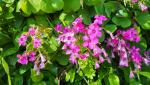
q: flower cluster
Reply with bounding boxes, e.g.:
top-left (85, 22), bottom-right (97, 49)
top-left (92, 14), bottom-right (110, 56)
top-left (34, 54), bottom-right (46, 75)
top-left (56, 15), bottom-right (108, 69)
top-left (17, 51), bottom-right (36, 65)
top-left (18, 27), bottom-right (41, 48)
top-left (106, 28), bottom-right (150, 77)
top-left (56, 15), bottom-right (150, 73)
top-left (17, 27), bottom-right (42, 65)
top-left (17, 27), bottom-right (46, 74)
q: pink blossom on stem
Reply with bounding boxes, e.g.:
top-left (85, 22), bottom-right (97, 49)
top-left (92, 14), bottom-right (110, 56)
top-left (95, 62), bottom-right (100, 69)
top-left (88, 23), bottom-right (102, 38)
top-left (28, 27), bottom-right (36, 36)
top-left (122, 28), bottom-right (140, 42)
top-left (33, 37), bottom-right (41, 48)
top-left (130, 46), bottom-right (142, 64)
top-left (132, 0), bottom-right (138, 3)
top-left (94, 15), bottom-right (107, 25)
top-left (140, 3), bottom-right (148, 12)
top-left (79, 52), bottom-right (89, 60)
top-left (18, 34), bottom-right (28, 46)
top-left (72, 17), bottom-right (85, 33)
top-left (129, 71), bottom-right (135, 78)
top-left (55, 24), bottom-right (62, 33)
top-left (82, 35), bottom-right (98, 49)
top-left (69, 54), bottom-right (77, 64)
top-left (29, 52), bottom-right (36, 62)
top-left (17, 54), bottom-right (28, 65)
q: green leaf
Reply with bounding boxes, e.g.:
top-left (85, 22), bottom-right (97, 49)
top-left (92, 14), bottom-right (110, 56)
top-left (2, 0), bottom-right (14, 3)
top-left (19, 65), bottom-right (30, 75)
top-left (129, 78), bottom-right (141, 85)
top-left (0, 32), bottom-right (10, 46)
top-left (116, 10), bottom-right (128, 17)
top-left (63, 0), bottom-right (80, 12)
top-left (35, 15), bottom-right (49, 27)
top-left (85, 0), bottom-right (102, 6)
top-left (2, 58), bottom-right (9, 74)
top-left (50, 36), bottom-right (59, 47)
top-left (16, 0), bottom-right (25, 12)
top-left (138, 71), bottom-right (150, 78)
top-left (51, 0), bottom-right (64, 11)
top-left (104, 24), bottom-right (117, 33)
top-left (3, 47), bottom-right (18, 57)
top-left (41, 0), bottom-right (55, 13)
top-left (0, 6), bottom-right (2, 13)
top-left (104, 1), bottom-right (125, 17)
top-left (27, 18), bottom-right (36, 26)
top-left (2, 58), bottom-right (11, 85)
top-left (112, 16), bottom-right (131, 28)
top-left (33, 81), bottom-right (46, 85)
top-left (13, 75), bottom-right (23, 85)
top-left (28, 0), bottom-right (42, 13)
top-left (65, 69), bottom-right (75, 83)
top-left (20, 0), bottom-right (31, 16)
top-left (65, 72), bottom-right (70, 82)
top-left (108, 74), bottom-right (120, 85)
top-left (70, 69), bottom-right (75, 83)
top-left (55, 55), bottom-right (68, 66)
top-left (94, 0), bottom-right (105, 15)
top-left (78, 9), bottom-right (92, 25)
top-left (31, 69), bottom-right (44, 82)
top-left (98, 67), bottom-right (109, 80)
top-left (136, 12), bottom-right (150, 30)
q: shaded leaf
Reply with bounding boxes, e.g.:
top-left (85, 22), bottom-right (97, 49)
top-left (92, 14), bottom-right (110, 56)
top-left (108, 74), bottom-right (120, 85)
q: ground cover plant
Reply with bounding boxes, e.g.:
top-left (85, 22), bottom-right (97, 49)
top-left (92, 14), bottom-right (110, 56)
top-left (0, 0), bottom-right (150, 85)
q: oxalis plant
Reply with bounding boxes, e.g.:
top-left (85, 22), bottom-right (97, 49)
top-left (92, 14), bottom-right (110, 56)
top-left (0, 0), bottom-right (150, 85)
top-left (17, 15), bottom-right (150, 84)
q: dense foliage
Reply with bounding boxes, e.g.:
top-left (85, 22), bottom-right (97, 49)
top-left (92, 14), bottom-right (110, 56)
top-left (0, 0), bottom-right (150, 85)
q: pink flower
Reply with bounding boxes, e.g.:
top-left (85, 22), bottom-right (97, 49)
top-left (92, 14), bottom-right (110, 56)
top-left (88, 23), bottom-right (102, 38)
top-left (122, 28), bottom-right (140, 42)
top-left (34, 63), bottom-right (40, 75)
top-left (17, 54), bottom-right (28, 65)
top-left (29, 52), bottom-right (36, 62)
top-left (79, 52), bottom-right (89, 60)
top-left (99, 56), bottom-right (105, 63)
top-left (140, 3), bottom-right (148, 12)
top-left (132, 0), bottom-right (138, 3)
top-left (130, 46), bottom-right (142, 64)
top-left (28, 27), bottom-right (36, 36)
top-left (40, 54), bottom-right (46, 63)
top-left (18, 34), bottom-right (28, 46)
top-left (93, 46), bottom-right (102, 57)
top-left (57, 32), bottom-right (76, 45)
top-left (63, 27), bottom-right (72, 33)
top-left (95, 62), bottom-right (100, 69)
top-left (66, 44), bottom-right (80, 55)
top-left (69, 54), bottom-right (77, 64)
top-left (143, 58), bottom-right (150, 66)
top-left (72, 17), bottom-right (85, 33)
top-left (94, 15), bottom-right (107, 25)
top-left (129, 71), bottom-right (135, 78)
top-left (33, 37), bottom-right (41, 48)
top-left (82, 35), bottom-right (98, 49)
top-left (55, 24), bottom-right (62, 32)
